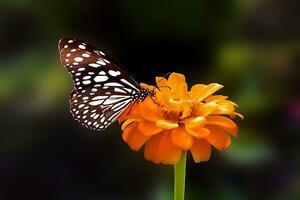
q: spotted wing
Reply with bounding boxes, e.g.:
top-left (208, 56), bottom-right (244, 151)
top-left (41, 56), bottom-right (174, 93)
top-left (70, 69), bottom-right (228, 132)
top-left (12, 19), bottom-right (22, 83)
top-left (58, 38), bottom-right (141, 130)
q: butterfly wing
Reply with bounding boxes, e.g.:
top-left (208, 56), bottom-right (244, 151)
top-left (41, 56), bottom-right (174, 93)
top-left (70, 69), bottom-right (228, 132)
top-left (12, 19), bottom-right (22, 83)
top-left (58, 38), bottom-right (141, 130)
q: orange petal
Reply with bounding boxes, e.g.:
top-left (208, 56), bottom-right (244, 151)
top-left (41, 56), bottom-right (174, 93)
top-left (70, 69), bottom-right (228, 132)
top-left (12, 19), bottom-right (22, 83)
top-left (205, 125), bottom-right (231, 151)
top-left (155, 77), bottom-right (171, 95)
top-left (184, 116), bottom-right (206, 129)
top-left (210, 101), bottom-right (235, 115)
top-left (121, 119), bottom-right (137, 131)
top-left (191, 139), bottom-right (211, 163)
top-left (171, 127), bottom-right (194, 150)
top-left (190, 84), bottom-right (206, 96)
top-left (144, 131), bottom-right (182, 165)
top-left (201, 102), bottom-right (218, 116)
top-left (205, 116), bottom-right (238, 137)
top-left (119, 103), bottom-right (140, 122)
top-left (138, 120), bottom-right (163, 136)
top-left (122, 122), bottom-right (135, 142)
top-left (144, 133), bottom-right (164, 164)
top-left (138, 98), bottom-right (163, 121)
top-left (168, 73), bottom-right (186, 94)
top-left (184, 116), bottom-right (210, 138)
top-left (140, 83), bottom-right (156, 91)
top-left (181, 105), bottom-right (192, 119)
top-left (156, 119), bottom-right (179, 130)
top-left (173, 82), bottom-right (188, 99)
top-left (158, 131), bottom-right (182, 164)
top-left (193, 83), bottom-right (224, 102)
top-left (125, 123), bottom-right (150, 151)
top-left (205, 95), bottom-right (228, 102)
top-left (185, 126), bottom-right (210, 139)
top-left (230, 112), bottom-right (244, 119)
top-left (156, 76), bottom-right (169, 88)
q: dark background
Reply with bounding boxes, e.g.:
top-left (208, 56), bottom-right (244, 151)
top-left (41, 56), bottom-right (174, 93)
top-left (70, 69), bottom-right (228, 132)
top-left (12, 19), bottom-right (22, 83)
top-left (0, 0), bottom-right (299, 199)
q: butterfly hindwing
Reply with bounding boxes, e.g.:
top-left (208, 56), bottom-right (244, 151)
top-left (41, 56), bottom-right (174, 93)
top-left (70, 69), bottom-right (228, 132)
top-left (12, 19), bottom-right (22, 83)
top-left (58, 38), bottom-right (142, 130)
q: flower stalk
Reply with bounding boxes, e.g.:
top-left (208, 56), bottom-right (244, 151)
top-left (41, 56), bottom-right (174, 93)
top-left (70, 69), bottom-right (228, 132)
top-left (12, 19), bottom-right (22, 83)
top-left (174, 151), bottom-right (187, 200)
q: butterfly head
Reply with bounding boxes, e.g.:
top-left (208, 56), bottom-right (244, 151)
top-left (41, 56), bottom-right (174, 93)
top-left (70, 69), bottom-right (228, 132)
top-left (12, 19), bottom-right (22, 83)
top-left (136, 88), bottom-right (156, 102)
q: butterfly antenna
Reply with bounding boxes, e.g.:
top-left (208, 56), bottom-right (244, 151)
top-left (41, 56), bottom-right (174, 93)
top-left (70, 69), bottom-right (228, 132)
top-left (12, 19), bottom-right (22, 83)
top-left (156, 72), bottom-right (171, 84)
top-left (155, 72), bottom-right (171, 91)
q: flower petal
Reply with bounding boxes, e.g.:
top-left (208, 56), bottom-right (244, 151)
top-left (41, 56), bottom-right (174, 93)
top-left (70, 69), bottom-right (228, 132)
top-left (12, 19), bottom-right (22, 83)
top-left (230, 112), bottom-right (244, 119)
top-left (168, 73), bottom-right (186, 95)
top-left (124, 123), bottom-right (150, 151)
top-left (210, 101), bottom-right (235, 115)
top-left (156, 119), bottom-right (179, 130)
top-left (174, 82), bottom-right (188, 99)
top-left (191, 139), bottom-right (211, 163)
top-left (193, 83), bottom-right (224, 102)
top-left (138, 120), bottom-right (163, 136)
top-left (159, 131), bottom-right (182, 164)
top-left (190, 84), bottom-right (206, 95)
top-left (118, 103), bottom-right (139, 122)
top-left (171, 127), bottom-right (194, 150)
top-left (205, 95), bottom-right (228, 102)
top-left (181, 105), bottom-right (192, 118)
top-left (121, 119), bottom-right (136, 131)
top-left (184, 116), bottom-right (209, 138)
top-left (156, 76), bottom-right (169, 88)
top-left (205, 116), bottom-right (238, 137)
top-left (200, 102), bottom-right (218, 116)
top-left (184, 116), bottom-right (206, 129)
top-left (138, 98), bottom-right (163, 121)
top-left (185, 126), bottom-right (210, 139)
top-left (122, 122), bottom-right (135, 142)
top-left (144, 133), bottom-right (163, 164)
top-left (140, 83), bottom-right (156, 91)
top-left (144, 131), bottom-right (182, 165)
top-left (205, 125), bottom-right (231, 151)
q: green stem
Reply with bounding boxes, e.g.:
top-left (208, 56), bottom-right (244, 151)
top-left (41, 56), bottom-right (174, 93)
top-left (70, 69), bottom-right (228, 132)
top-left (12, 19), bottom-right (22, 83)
top-left (174, 151), bottom-right (187, 200)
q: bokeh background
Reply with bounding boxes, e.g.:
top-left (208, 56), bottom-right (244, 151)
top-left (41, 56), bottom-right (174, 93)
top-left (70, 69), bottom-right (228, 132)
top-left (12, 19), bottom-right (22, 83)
top-left (0, 0), bottom-right (299, 199)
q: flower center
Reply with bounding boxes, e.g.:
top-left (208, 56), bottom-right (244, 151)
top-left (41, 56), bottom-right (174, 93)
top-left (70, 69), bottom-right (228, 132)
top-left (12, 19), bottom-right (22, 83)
top-left (158, 97), bottom-right (193, 120)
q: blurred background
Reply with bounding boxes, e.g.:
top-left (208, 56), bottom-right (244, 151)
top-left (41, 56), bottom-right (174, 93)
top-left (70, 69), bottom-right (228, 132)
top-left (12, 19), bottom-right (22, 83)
top-left (0, 0), bottom-right (299, 199)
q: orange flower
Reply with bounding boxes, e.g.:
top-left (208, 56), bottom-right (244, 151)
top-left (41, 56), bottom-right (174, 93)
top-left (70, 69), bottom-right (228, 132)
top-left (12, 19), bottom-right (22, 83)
top-left (119, 72), bottom-right (243, 165)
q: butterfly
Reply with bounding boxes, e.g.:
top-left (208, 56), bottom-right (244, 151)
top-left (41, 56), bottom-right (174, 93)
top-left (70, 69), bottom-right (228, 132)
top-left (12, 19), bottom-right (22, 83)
top-left (58, 38), bottom-right (155, 131)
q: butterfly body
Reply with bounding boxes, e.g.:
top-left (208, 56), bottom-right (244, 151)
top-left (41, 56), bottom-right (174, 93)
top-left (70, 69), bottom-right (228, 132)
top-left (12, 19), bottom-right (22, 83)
top-left (58, 38), bottom-right (155, 131)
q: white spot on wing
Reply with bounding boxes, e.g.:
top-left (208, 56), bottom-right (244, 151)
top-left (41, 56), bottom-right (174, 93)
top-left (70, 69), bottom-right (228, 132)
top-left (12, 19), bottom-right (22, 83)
top-left (89, 100), bottom-right (104, 106)
top-left (96, 60), bottom-right (106, 65)
top-left (104, 59), bottom-right (110, 64)
top-left (92, 96), bottom-right (107, 100)
top-left (108, 70), bottom-right (121, 77)
top-left (104, 82), bottom-right (123, 87)
top-left (74, 57), bottom-right (83, 62)
top-left (114, 88), bottom-right (127, 93)
top-left (121, 79), bottom-right (140, 91)
top-left (83, 80), bottom-right (91, 85)
top-left (94, 75), bottom-right (108, 82)
top-left (89, 63), bottom-right (101, 68)
top-left (83, 76), bottom-right (91, 80)
top-left (79, 45), bottom-right (86, 49)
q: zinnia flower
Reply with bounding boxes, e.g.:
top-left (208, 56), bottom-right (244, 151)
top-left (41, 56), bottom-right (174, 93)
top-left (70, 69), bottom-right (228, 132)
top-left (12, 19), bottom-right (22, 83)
top-left (119, 72), bottom-right (243, 165)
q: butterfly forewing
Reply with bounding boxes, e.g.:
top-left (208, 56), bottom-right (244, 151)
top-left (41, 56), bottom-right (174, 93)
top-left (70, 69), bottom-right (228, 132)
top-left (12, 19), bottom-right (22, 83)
top-left (58, 38), bottom-right (141, 130)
